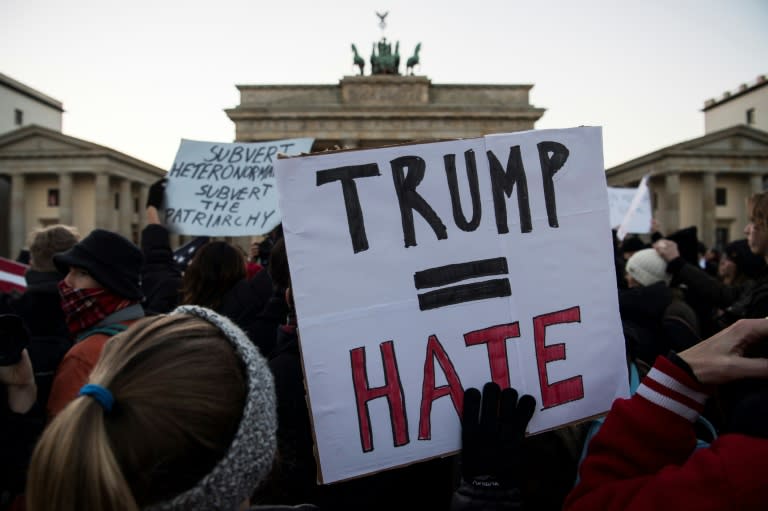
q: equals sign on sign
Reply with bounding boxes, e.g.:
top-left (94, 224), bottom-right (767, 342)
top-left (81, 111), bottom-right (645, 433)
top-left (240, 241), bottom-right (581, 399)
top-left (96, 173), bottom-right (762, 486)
top-left (413, 257), bottom-right (511, 311)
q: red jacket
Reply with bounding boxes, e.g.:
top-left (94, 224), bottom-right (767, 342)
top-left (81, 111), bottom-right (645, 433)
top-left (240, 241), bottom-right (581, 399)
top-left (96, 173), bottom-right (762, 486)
top-left (46, 321), bottom-right (136, 419)
top-left (565, 356), bottom-right (768, 511)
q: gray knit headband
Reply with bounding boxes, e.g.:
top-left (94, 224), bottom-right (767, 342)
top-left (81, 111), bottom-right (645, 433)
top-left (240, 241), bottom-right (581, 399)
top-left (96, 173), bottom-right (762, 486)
top-left (144, 305), bottom-right (277, 511)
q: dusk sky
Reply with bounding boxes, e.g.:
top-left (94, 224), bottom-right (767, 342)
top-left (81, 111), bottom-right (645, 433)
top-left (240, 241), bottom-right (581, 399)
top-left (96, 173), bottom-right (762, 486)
top-left (2, 0), bottom-right (766, 170)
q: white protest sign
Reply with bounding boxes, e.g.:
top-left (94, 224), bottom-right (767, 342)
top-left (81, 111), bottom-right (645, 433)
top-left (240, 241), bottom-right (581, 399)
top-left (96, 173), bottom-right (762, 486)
top-left (163, 138), bottom-right (314, 236)
top-left (275, 127), bottom-right (628, 484)
top-left (608, 175), bottom-right (652, 239)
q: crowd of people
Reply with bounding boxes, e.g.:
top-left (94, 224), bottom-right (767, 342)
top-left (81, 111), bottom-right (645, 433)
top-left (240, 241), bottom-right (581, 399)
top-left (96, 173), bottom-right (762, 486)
top-left (0, 181), bottom-right (766, 510)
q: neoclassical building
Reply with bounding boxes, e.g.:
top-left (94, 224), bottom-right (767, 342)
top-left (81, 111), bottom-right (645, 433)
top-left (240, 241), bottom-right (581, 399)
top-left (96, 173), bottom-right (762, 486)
top-left (0, 125), bottom-right (165, 258)
top-left (606, 124), bottom-right (768, 249)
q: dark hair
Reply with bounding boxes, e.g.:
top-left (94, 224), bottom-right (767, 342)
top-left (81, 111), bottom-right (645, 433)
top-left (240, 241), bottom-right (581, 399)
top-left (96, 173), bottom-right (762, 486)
top-left (180, 241), bottom-right (246, 311)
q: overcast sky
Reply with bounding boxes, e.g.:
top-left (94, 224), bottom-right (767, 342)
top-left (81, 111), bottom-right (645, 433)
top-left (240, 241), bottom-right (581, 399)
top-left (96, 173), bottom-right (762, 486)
top-left (2, 0), bottom-right (766, 170)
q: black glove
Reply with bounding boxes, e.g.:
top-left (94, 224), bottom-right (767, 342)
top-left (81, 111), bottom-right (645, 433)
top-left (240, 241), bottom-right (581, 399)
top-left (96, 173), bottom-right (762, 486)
top-left (146, 177), bottom-right (167, 209)
top-left (462, 382), bottom-right (535, 487)
top-left (450, 382), bottom-right (536, 511)
top-left (0, 314), bottom-right (30, 367)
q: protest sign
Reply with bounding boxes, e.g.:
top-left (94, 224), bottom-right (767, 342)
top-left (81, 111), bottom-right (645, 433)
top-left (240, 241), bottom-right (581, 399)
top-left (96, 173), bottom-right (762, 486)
top-left (608, 175), bottom-right (652, 239)
top-left (275, 127), bottom-right (629, 484)
top-left (163, 138), bottom-right (313, 236)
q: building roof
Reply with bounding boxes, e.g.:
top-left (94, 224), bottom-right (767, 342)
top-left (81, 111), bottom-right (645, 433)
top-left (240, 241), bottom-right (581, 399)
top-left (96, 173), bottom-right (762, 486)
top-left (702, 74), bottom-right (768, 112)
top-left (0, 72), bottom-right (64, 112)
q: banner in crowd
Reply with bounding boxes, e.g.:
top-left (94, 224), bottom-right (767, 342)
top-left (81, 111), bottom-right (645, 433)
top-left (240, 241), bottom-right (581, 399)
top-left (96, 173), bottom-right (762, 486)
top-left (0, 256), bottom-right (28, 293)
top-left (608, 175), bottom-right (652, 239)
top-left (275, 127), bottom-right (629, 483)
top-left (163, 138), bottom-right (314, 236)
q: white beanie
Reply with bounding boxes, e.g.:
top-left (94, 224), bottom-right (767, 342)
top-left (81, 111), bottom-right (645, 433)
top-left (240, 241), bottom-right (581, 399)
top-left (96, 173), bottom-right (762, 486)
top-left (625, 248), bottom-right (671, 287)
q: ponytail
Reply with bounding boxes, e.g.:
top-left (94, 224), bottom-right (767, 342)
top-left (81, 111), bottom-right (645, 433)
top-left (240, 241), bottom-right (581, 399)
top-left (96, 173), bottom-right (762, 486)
top-left (27, 397), bottom-right (139, 511)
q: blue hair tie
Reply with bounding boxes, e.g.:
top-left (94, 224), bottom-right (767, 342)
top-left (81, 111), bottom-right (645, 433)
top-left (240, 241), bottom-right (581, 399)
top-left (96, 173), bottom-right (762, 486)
top-left (78, 384), bottom-right (114, 412)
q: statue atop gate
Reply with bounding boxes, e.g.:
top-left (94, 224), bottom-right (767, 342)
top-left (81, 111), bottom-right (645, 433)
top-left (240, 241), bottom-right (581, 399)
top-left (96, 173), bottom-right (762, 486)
top-left (350, 12), bottom-right (421, 76)
top-left (371, 38), bottom-right (400, 75)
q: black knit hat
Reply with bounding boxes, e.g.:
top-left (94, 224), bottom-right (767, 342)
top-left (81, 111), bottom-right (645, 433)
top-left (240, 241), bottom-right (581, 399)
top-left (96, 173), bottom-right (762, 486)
top-left (53, 229), bottom-right (144, 300)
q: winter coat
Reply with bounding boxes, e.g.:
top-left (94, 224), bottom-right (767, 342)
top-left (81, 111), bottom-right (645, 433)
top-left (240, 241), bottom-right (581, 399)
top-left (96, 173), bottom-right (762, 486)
top-left (565, 356), bottom-right (768, 511)
top-left (140, 224), bottom-right (182, 314)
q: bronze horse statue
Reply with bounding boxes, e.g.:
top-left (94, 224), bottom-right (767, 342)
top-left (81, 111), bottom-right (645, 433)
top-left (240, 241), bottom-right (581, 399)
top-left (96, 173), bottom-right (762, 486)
top-left (406, 43), bottom-right (421, 75)
top-left (351, 44), bottom-right (365, 75)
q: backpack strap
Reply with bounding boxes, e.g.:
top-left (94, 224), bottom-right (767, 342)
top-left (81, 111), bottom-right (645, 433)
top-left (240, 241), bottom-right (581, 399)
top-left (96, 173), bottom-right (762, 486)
top-left (75, 323), bottom-right (129, 343)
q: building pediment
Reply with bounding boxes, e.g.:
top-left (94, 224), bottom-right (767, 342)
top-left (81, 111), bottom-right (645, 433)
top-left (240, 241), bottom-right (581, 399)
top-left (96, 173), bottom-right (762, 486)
top-left (0, 125), bottom-right (102, 155)
top-left (0, 124), bottom-right (165, 177)
top-left (607, 125), bottom-right (768, 179)
top-left (675, 125), bottom-right (768, 154)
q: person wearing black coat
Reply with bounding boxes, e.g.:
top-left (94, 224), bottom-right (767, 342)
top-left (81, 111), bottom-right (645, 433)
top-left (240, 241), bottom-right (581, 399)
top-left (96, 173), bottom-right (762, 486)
top-left (0, 224), bottom-right (79, 506)
top-left (140, 221), bottom-right (183, 315)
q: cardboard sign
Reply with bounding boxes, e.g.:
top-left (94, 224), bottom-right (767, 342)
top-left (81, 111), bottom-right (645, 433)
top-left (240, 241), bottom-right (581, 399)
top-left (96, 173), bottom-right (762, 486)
top-left (163, 138), bottom-right (314, 236)
top-left (275, 127), bottom-right (629, 484)
top-left (608, 175), bottom-right (652, 238)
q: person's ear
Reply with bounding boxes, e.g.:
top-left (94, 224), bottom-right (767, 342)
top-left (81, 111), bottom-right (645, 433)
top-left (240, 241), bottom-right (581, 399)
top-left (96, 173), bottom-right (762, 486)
top-left (285, 287), bottom-right (294, 308)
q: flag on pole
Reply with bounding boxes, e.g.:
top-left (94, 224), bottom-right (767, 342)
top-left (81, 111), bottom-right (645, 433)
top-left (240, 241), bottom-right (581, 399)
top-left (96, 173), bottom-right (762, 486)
top-left (173, 236), bottom-right (209, 271)
top-left (0, 256), bottom-right (28, 294)
top-left (616, 175), bottom-right (651, 241)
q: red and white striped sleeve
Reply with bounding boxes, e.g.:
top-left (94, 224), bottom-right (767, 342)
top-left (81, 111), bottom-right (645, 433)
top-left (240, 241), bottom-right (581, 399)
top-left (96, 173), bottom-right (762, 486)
top-left (635, 356), bottom-right (708, 422)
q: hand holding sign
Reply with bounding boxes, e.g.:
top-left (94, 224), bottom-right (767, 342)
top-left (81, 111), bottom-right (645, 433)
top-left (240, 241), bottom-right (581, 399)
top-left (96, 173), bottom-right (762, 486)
top-left (146, 178), bottom-right (167, 209)
top-left (460, 383), bottom-right (535, 487)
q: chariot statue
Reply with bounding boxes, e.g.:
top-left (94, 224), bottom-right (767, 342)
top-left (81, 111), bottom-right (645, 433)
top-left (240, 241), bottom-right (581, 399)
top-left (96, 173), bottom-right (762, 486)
top-left (350, 12), bottom-right (421, 76)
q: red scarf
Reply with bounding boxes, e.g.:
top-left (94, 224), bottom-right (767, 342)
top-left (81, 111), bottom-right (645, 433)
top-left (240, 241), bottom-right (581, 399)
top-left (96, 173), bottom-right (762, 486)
top-left (58, 281), bottom-right (134, 336)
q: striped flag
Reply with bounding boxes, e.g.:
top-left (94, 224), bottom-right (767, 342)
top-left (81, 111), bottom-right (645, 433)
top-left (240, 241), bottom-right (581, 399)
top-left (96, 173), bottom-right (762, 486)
top-left (0, 256), bottom-right (28, 294)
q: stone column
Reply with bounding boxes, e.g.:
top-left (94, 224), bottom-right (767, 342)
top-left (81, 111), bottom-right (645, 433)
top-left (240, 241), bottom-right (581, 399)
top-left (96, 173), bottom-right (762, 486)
top-left (94, 173), bottom-right (110, 229)
top-left (701, 173), bottom-right (716, 248)
top-left (750, 174), bottom-right (764, 195)
top-left (10, 174), bottom-right (26, 260)
top-left (138, 184), bottom-right (149, 231)
top-left (664, 173), bottom-right (680, 233)
top-left (119, 179), bottom-right (132, 237)
top-left (58, 172), bottom-right (73, 226)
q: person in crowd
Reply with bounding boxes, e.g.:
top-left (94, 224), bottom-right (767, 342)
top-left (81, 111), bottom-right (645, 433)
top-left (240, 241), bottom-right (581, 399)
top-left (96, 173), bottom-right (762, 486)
top-left (655, 192), bottom-right (768, 333)
top-left (0, 315), bottom-right (41, 510)
top-left (702, 245), bottom-right (721, 277)
top-left (0, 224), bottom-right (80, 405)
top-left (25, 306), bottom-right (314, 511)
top-left (46, 228), bottom-right (145, 418)
top-left (141, 180), bottom-right (183, 314)
top-left (0, 225), bottom-right (79, 506)
top-left (565, 318), bottom-right (768, 511)
top-left (143, 178), bottom-right (280, 355)
top-left (718, 238), bottom-right (766, 287)
top-left (619, 235), bottom-right (646, 262)
top-left (611, 229), bottom-right (628, 290)
top-left (619, 248), bottom-right (700, 363)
